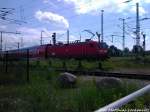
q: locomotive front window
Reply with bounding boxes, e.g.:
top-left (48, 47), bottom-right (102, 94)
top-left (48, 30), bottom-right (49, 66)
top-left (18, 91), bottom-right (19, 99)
top-left (100, 42), bottom-right (108, 49)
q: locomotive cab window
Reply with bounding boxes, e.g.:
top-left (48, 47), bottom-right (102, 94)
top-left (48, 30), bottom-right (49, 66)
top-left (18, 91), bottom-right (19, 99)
top-left (99, 42), bottom-right (108, 49)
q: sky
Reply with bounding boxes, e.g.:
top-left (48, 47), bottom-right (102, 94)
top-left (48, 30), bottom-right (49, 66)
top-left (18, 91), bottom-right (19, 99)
top-left (0, 0), bottom-right (150, 50)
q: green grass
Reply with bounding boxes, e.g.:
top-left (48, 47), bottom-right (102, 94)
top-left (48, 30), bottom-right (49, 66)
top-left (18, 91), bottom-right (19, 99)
top-left (25, 56), bottom-right (150, 73)
top-left (0, 67), bottom-right (150, 112)
top-left (103, 56), bottom-right (150, 70)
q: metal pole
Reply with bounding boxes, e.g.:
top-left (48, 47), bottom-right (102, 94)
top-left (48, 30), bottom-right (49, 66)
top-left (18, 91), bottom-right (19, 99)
top-left (101, 10), bottom-right (104, 43)
top-left (0, 32), bottom-right (2, 52)
top-left (17, 42), bottom-right (20, 50)
top-left (5, 51), bottom-right (8, 73)
top-left (136, 3), bottom-right (140, 46)
top-left (79, 33), bottom-right (81, 42)
top-left (123, 19), bottom-right (125, 50)
top-left (119, 18), bottom-right (125, 50)
top-left (111, 35), bottom-right (114, 43)
top-left (67, 30), bottom-right (69, 44)
top-left (27, 49), bottom-right (29, 83)
top-left (95, 84), bottom-right (150, 112)
top-left (143, 33), bottom-right (146, 51)
top-left (4, 43), bottom-right (6, 51)
top-left (41, 31), bottom-right (43, 45)
top-left (21, 37), bottom-right (23, 47)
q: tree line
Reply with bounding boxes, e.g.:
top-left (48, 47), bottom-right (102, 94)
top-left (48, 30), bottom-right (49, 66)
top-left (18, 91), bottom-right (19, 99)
top-left (108, 45), bottom-right (149, 57)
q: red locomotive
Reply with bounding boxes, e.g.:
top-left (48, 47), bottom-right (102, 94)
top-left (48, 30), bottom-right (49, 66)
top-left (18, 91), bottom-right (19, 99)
top-left (1, 33), bottom-right (108, 60)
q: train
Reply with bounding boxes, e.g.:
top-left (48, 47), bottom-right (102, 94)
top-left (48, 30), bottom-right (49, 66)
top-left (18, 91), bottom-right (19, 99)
top-left (0, 39), bottom-right (108, 60)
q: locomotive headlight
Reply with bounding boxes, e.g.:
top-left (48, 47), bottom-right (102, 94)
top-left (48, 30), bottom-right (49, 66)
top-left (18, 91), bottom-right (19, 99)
top-left (99, 50), bottom-right (107, 53)
top-left (52, 52), bottom-right (55, 56)
top-left (103, 50), bottom-right (107, 53)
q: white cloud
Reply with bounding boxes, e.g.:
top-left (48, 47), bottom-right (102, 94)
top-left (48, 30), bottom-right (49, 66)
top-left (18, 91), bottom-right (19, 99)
top-left (3, 26), bottom-right (71, 50)
top-left (43, 0), bottom-right (58, 8)
top-left (130, 6), bottom-right (147, 16)
top-left (43, 0), bottom-right (49, 3)
top-left (145, 0), bottom-right (150, 3)
top-left (17, 27), bottom-right (69, 47)
top-left (59, 0), bottom-right (148, 15)
top-left (35, 10), bottom-right (69, 28)
top-left (0, 25), bottom-right (7, 30)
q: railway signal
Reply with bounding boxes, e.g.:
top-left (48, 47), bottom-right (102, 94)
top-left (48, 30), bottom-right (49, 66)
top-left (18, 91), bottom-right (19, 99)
top-left (52, 32), bottom-right (56, 45)
top-left (141, 32), bottom-right (146, 51)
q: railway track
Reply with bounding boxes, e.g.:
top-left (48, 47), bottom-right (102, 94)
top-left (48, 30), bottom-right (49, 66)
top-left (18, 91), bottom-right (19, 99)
top-left (56, 69), bottom-right (150, 80)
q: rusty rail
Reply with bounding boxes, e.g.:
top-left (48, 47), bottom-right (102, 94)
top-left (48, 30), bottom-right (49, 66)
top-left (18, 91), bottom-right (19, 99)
top-left (56, 69), bottom-right (150, 80)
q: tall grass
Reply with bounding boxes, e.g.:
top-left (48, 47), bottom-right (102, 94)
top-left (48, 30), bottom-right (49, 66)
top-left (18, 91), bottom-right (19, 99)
top-left (0, 58), bottom-right (150, 112)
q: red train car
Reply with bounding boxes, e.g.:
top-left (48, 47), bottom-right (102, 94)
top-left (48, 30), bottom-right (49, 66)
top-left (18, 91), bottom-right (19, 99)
top-left (4, 40), bottom-right (108, 60)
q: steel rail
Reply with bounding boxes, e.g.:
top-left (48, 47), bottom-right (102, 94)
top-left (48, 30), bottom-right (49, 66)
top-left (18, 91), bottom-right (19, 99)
top-left (56, 69), bottom-right (150, 80)
top-left (95, 84), bottom-right (150, 112)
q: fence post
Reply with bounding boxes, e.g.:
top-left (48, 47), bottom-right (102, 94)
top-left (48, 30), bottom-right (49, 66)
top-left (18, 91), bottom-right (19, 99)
top-left (62, 60), bottom-right (67, 70)
top-left (77, 60), bottom-right (82, 69)
top-left (1, 52), bottom-right (4, 72)
top-left (49, 59), bottom-right (52, 66)
top-left (98, 61), bottom-right (102, 70)
top-left (45, 45), bottom-right (48, 59)
top-left (5, 51), bottom-right (8, 73)
top-left (27, 49), bottom-right (29, 83)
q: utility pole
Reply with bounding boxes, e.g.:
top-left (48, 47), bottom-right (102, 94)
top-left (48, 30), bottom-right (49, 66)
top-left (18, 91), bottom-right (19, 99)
top-left (101, 10), bottom-right (104, 43)
top-left (123, 19), bottom-right (125, 50)
top-left (0, 32), bottom-right (2, 52)
top-left (119, 18), bottom-right (125, 50)
top-left (122, 1), bottom-right (140, 46)
top-left (17, 42), bottom-right (20, 50)
top-left (4, 43), bottom-right (6, 51)
top-left (67, 30), bottom-right (69, 44)
top-left (40, 31), bottom-right (43, 45)
top-left (136, 3), bottom-right (140, 46)
top-left (21, 37), bottom-right (23, 47)
top-left (0, 31), bottom-right (20, 52)
top-left (111, 35), bottom-right (114, 43)
top-left (79, 33), bottom-right (81, 42)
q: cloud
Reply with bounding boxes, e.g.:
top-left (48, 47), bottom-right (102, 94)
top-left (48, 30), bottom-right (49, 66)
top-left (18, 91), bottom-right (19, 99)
top-left (43, 0), bottom-right (58, 8)
top-left (130, 6), bottom-right (147, 16)
top-left (3, 26), bottom-right (70, 50)
top-left (35, 10), bottom-right (69, 28)
top-left (145, 0), bottom-right (150, 3)
top-left (43, 0), bottom-right (49, 3)
top-left (17, 27), bottom-right (69, 47)
top-left (59, 0), bottom-right (148, 15)
top-left (0, 25), bottom-right (7, 30)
